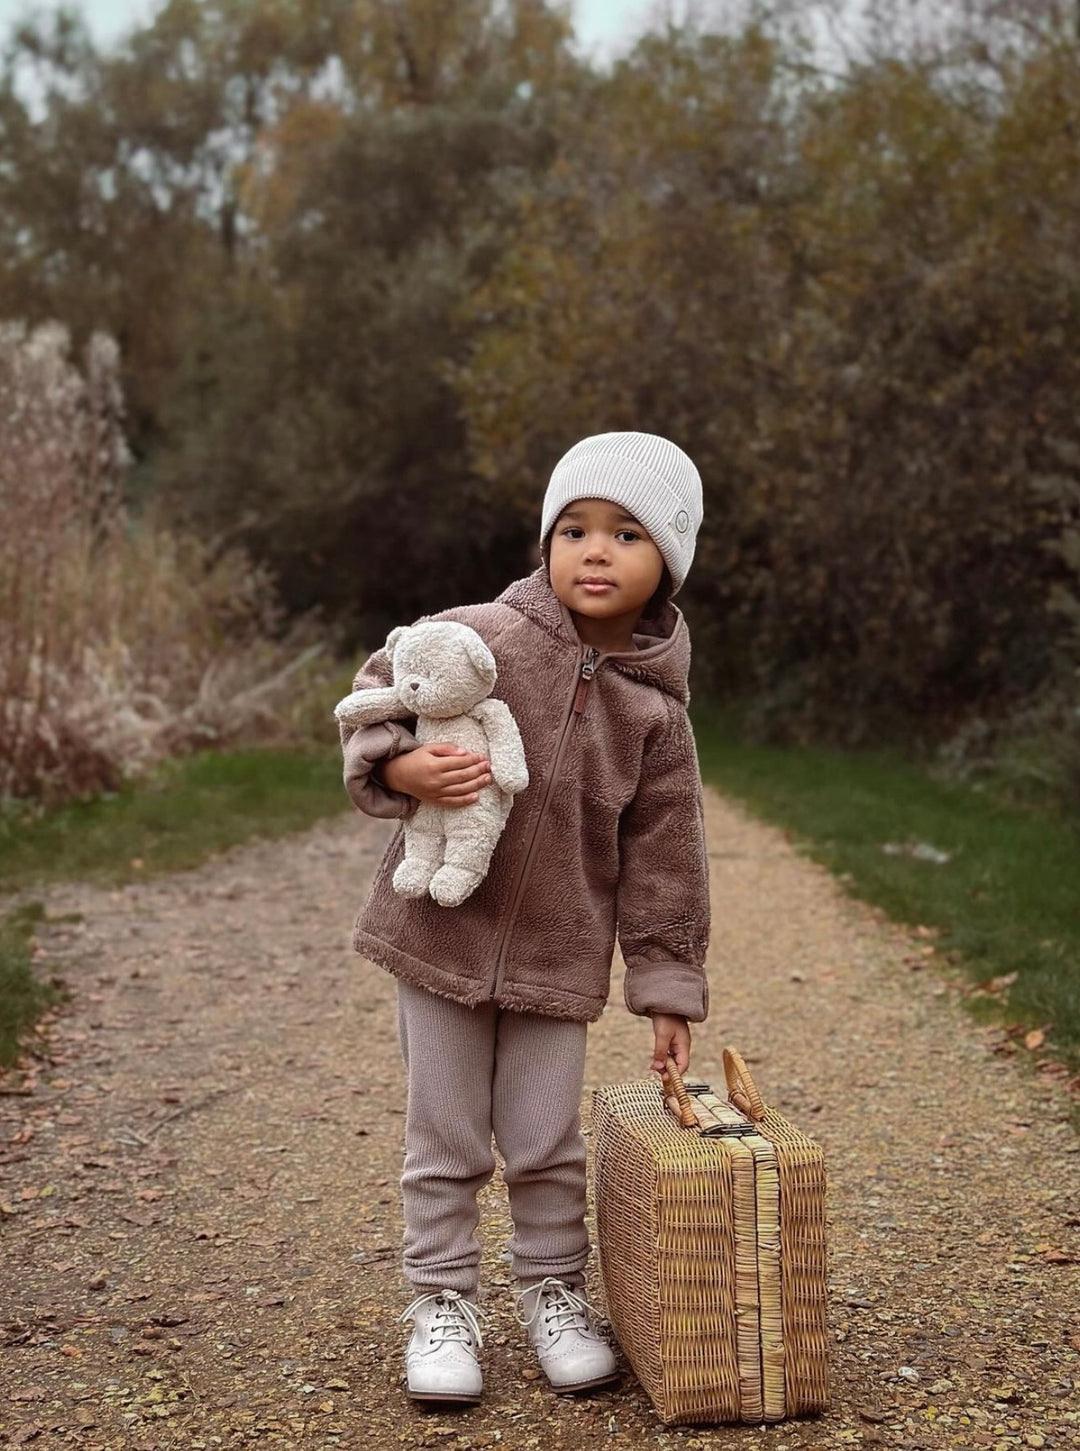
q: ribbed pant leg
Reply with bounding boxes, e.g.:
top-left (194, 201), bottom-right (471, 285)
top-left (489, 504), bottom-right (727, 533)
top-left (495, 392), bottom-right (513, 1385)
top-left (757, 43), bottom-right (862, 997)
top-left (492, 1009), bottom-right (590, 1289)
top-left (396, 979), bottom-right (497, 1297)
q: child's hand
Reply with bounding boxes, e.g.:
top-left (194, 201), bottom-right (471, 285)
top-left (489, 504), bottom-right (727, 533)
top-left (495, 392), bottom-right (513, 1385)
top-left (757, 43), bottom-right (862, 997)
top-left (382, 743), bottom-right (491, 807)
top-left (650, 1013), bottom-right (691, 1075)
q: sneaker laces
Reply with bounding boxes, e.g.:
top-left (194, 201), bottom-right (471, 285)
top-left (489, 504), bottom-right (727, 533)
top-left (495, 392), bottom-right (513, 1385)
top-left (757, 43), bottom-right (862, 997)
top-left (400, 1289), bottom-right (487, 1349)
top-left (514, 1277), bottom-right (600, 1337)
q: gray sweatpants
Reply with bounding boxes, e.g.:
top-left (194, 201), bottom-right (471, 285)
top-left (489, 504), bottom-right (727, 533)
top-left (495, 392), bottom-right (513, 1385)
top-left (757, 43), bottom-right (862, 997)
top-left (395, 978), bottom-right (590, 1297)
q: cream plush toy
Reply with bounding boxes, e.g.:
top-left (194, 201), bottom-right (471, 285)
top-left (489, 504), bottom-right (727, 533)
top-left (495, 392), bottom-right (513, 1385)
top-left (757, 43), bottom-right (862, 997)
top-left (334, 621), bottom-right (529, 907)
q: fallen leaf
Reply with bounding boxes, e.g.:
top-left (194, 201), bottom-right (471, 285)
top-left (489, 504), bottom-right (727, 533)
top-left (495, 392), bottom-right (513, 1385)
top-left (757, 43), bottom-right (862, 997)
top-left (1025, 1028), bottom-right (1046, 1051)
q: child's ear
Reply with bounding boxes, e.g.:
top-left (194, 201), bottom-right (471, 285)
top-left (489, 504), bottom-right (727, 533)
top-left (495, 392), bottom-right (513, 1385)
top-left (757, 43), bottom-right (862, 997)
top-left (384, 625), bottom-right (406, 659)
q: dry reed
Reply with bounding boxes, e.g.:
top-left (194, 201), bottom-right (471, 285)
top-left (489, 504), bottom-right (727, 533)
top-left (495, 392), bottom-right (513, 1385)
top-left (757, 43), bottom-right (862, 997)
top-left (0, 320), bottom-right (327, 805)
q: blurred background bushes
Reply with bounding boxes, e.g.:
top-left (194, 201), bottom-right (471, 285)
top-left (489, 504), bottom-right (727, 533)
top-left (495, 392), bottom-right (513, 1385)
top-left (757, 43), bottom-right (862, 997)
top-left (2, 0), bottom-right (1079, 804)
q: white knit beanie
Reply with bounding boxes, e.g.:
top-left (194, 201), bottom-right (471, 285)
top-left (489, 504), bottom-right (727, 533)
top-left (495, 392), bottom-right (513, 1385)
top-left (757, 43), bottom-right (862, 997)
top-left (540, 431), bottom-right (703, 594)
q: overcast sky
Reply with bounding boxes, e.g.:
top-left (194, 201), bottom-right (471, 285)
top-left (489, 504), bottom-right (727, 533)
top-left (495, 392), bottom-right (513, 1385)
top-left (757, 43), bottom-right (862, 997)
top-left (0, 0), bottom-right (656, 60)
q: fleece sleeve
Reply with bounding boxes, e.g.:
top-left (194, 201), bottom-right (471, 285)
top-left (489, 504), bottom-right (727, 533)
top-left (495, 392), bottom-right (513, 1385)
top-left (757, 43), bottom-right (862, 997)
top-left (338, 644), bottom-right (421, 820)
top-left (617, 701), bottom-right (711, 1022)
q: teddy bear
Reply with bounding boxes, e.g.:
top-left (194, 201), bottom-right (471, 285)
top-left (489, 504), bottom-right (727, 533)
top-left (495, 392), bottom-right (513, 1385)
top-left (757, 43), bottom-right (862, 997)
top-left (334, 621), bottom-right (529, 907)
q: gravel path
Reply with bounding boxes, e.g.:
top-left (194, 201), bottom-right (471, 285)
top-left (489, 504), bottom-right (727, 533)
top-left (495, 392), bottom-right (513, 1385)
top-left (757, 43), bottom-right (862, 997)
top-left (1, 791), bottom-right (1078, 1451)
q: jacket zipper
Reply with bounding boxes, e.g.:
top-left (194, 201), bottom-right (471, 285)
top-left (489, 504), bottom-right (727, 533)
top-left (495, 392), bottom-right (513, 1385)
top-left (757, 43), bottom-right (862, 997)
top-left (572, 646), bottom-right (599, 714)
top-left (489, 645), bottom-right (600, 1000)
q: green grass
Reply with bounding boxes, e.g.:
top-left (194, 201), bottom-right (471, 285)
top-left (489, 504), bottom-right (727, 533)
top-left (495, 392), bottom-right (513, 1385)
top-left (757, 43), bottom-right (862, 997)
top-left (692, 711), bottom-right (1080, 1061)
top-left (0, 746), bottom-right (347, 895)
top-left (0, 903), bottom-right (66, 1067)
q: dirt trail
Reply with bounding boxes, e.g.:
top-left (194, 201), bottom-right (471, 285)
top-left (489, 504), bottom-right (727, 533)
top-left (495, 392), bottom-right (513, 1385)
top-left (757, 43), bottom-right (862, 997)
top-left (1, 792), bottom-right (1078, 1451)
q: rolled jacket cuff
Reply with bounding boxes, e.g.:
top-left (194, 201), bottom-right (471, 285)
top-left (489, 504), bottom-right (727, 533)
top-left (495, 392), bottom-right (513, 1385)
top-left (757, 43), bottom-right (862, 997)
top-left (342, 721), bottom-right (420, 820)
top-left (623, 959), bottom-right (709, 1022)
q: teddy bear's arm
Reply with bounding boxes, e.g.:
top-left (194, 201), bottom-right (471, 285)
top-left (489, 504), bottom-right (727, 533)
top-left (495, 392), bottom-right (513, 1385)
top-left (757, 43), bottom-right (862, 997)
top-left (333, 685), bottom-right (411, 730)
top-left (472, 698), bottom-right (530, 795)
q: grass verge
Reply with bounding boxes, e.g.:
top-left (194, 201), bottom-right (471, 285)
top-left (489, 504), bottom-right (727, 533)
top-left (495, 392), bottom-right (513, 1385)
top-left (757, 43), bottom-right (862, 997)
top-left (0, 746), bottom-right (347, 896)
top-left (0, 903), bottom-right (66, 1068)
top-left (692, 712), bottom-right (1080, 1074)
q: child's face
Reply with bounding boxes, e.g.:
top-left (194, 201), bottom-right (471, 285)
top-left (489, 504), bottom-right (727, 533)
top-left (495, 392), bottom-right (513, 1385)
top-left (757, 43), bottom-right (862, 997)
top-left (548, 497), bottom-right (665, 628)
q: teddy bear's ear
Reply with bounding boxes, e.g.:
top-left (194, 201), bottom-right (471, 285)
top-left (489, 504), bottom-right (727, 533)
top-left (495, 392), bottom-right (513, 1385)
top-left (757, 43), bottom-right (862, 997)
top-left (464, 631), bottom-right (496, 686)
top-left (384, 625), bottom-right (407, 659)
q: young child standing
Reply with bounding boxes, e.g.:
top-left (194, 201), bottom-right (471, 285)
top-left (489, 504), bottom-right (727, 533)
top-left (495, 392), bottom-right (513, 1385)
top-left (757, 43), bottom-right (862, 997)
top-left (339, 431), bottom-right (710, 1404)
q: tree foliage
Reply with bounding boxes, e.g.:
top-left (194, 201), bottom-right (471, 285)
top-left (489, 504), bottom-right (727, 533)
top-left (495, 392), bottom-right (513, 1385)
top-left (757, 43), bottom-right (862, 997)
top-left (458, 12), bottom-right (1080, 739)
top-left (3, 0), bottom-right (1080, 744)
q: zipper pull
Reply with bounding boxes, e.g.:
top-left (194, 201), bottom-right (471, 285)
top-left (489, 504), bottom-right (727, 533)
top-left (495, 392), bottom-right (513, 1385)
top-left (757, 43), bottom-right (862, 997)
top-left (573, 648), bottom-right (600, 714)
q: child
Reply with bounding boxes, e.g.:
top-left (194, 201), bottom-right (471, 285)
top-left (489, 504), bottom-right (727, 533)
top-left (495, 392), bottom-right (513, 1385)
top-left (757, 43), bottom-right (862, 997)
top-left (339, 431), bottom-right (710, 1404)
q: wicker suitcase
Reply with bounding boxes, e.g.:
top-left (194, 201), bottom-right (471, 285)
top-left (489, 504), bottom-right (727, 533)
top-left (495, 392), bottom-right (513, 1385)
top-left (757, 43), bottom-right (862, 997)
top-left (592, 1048), bottom-right (829, 1426)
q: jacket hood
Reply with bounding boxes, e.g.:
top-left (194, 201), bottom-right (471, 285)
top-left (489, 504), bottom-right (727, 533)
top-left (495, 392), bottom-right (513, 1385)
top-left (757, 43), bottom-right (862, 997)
top-left (497, 567), bottom-right (691, 706)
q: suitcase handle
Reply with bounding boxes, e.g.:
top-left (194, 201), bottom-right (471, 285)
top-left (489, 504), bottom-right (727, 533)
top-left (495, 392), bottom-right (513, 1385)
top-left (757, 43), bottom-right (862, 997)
top-left (660, 1049), bottom-right (766, 1128)
top-left (660, 1057), bottom-right (698, 1126)
top-left (723, 1047), bottom-right (765, 1121)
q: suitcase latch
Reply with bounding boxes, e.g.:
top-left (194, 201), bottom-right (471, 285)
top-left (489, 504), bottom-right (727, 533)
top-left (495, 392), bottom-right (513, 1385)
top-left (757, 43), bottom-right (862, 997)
top-left (683, 1083), bottom-right (756, 1137)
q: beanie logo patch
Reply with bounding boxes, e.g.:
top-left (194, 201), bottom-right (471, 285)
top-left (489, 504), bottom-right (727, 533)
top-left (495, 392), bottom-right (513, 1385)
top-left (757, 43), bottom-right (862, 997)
top-left (674, 509), bottom-right (691, 534)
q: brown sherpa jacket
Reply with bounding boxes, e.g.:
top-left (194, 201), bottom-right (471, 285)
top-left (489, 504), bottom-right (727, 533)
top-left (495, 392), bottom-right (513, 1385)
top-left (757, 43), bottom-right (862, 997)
top-left (339, 567), bottom-right (710, 1025)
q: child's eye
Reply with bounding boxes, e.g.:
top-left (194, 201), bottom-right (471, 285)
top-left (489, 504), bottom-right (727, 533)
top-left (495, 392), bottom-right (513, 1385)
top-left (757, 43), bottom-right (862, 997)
top-left (560, 526), bottom-right (585, 539)
top-left (616, 529), bottom-right (641, 543)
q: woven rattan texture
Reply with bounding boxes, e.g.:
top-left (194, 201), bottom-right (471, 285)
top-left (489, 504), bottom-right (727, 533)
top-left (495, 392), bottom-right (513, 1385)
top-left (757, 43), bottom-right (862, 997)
top-left (593, 1076), bottom-right (829, 1426)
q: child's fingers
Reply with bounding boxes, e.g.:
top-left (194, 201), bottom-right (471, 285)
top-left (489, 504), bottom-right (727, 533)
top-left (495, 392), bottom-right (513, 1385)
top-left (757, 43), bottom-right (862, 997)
top-left (427, 745), bottom-right (489, 772)
top-left (436, 767), bottom-right (492, 792)
top-left (672, 1027), bottom-right (692, 1075)
top-left (438, 779), bottom-right (490, 800)
top-left (432, 759), bottom-right (490, 785)
top-left (650, 1024), bottom-right (691, 1076)
top-left (650, 1030), bottom-right (670, 1075)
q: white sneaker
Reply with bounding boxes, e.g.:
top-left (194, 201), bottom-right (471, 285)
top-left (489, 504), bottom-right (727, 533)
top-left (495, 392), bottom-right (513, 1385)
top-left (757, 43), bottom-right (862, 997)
top-left (515, 1278), bottom-right (619, 1393)
top-left (400, 1289), bottom-right (487, 1403)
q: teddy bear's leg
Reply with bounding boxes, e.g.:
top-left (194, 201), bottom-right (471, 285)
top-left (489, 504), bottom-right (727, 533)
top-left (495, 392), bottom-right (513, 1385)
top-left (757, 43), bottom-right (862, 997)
top-left (429, 797), bottom-right (503, 907)
top-left (392, 804), bottom-right (445, 898)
